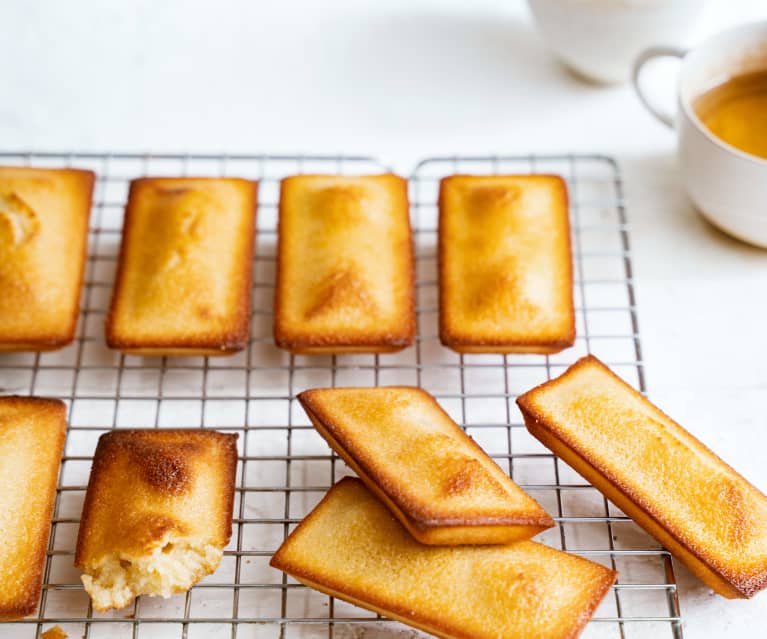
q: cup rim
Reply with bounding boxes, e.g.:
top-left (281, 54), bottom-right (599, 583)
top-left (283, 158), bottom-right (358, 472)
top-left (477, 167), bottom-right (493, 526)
top-left (679, 20), bottom-right (767, 168)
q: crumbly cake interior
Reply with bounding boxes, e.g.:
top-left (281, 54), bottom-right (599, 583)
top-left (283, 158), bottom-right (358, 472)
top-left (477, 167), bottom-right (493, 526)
top-left (81, 535), bottom-right (222, 612)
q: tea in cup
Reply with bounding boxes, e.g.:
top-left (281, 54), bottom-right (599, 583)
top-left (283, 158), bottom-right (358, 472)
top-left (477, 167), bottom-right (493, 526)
top-left (693, 69), bottom-right (767, 161)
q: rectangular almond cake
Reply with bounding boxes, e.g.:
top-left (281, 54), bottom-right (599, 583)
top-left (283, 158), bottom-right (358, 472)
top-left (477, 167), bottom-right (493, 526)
top-left (299, 386), bottom-right (554, 545)
top-left (0, 166), bottom-right (94, 351)
top-left (106, 177), bottom-right (257, 355)
top-left (439, 174), bottom-right (574, 354)
top-left (75, 429), bottom-right (238, 611)
top-left (274, 174), bottom-right (415, 353)
top-left (0, 397), bottom-right (66, 619)
top-left (517, 355), bottom-right (767, 599)
top-left (271, 478), bottom-right (616, 639)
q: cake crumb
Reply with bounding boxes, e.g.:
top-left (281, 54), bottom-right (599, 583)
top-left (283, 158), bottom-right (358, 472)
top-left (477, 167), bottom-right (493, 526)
top-left (42, 626), bottom-right (68, 639)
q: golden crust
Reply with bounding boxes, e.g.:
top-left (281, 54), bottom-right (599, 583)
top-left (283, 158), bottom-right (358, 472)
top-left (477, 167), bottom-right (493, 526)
top-left (75, 429), bottom-right (238, 568)
top-left (299, 386), bottom-right (553, 545)
top-left (0, 396), bottom-right (66, 620)
top-left (517, 355), bottom-right (767, 599)
top-left (41, 626), bottom-right (68, 639)
top-left (106, 177), bottom-right (257, 355)
top-left (438, 175), bottom-right (575, 354)
top-left (274, 174), bottom-right (415, 354)
top-left (271, 478), bottom-right (616, 639)
top-left (0, 166), bottom-right (94, 351)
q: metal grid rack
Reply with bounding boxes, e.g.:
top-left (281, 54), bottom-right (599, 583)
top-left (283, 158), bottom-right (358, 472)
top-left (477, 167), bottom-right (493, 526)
top-left (0, 151), bottom-right (682, 639)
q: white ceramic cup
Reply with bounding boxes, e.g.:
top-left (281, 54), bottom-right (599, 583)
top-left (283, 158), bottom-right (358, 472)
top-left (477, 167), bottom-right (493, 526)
top-left (527, 0), bottom-right (705, 85)
top-left (633, 21), bottom-right (767, 248)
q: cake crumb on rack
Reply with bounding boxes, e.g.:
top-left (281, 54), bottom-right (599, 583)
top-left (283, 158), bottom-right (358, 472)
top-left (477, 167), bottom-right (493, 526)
top-left (42, 626), bottom-right (68, 639)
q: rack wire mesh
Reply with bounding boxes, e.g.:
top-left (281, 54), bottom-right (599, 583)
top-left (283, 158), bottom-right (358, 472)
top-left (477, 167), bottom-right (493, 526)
top-left (0, 151), bottom-right (682, 639)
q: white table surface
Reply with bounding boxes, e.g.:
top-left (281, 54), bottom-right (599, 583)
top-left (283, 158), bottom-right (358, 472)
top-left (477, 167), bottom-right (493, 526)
top-left (3, 0), bottom-right (767, 636)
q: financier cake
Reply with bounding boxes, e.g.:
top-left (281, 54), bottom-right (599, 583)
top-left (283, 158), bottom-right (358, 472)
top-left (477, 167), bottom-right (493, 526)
top-left (271, 478), bottom-right (616, 639)
top-left (517, 355), bottom-right (767, 599)
top-left (75, 429), bottom-right (238, 611)
top-left (106, 177), bottom-right (257, 355)
top-left (274, 174), bottom-right (415, 353)
top-left (0, 166), bottom-right (94, 351)
top-left (299, 386), bottom-right (553, 544)
top-left (0, 397), bottom-right (67, 619)
top-left (439, 174), bottom-right (575, 354)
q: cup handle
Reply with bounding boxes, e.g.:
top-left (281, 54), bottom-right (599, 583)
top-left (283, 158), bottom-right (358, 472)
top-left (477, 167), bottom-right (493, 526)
top-left (631, 46), bottom-right (687, 129)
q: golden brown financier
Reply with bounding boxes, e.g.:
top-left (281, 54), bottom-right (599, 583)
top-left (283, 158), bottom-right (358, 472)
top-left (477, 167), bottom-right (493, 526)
top-left (0, 397), bottom-right (67, 619)
top-left (75, 429), bottom-right (238, 611)
top-left (271, 478), bottom-right (616, 639)
top-left (439, 174), bottom-right (574, 354)
top-left (299, 386), bottom-right (553, 544)
top-left (0, 166), bottom-right (94, 351)
top-left (517, 355), bottom-right (767, 599)
top-left (274, 174), bottom-right (415, 353)
top-left (106, 177), bottom-right (257, 355)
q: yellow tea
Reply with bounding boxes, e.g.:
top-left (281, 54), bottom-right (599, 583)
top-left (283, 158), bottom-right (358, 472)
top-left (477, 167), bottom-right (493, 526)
top-left (693, 69), bottom-right (767, 160)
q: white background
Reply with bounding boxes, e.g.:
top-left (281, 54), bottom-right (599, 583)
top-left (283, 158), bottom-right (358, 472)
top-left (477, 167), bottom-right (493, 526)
top-left (3, 0), bottom-right (767, 635)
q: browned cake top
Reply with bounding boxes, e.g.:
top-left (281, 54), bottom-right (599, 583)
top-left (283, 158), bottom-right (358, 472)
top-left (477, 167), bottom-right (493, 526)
top-left (299, 386), bottom-right (553, 528)
top-left (274, 174), bottom-right (415, 351)
top-left (439, 174), bottom-right (574, 351)
top-left (0, 396), bottom-right (66, 619)
top-left (0, 166), bottom-right (94, 349)
top-left (517, 355), bottom-right (767, 598)
top-left (106, 177), bottom-right (257, 352)
top-left (75, 429), bottom-right (238, 567)
top-left (271, 478), bottom-right (616, 639)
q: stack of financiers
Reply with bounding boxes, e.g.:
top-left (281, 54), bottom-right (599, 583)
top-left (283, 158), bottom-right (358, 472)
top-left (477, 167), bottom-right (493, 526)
top-left (270, 385), bottom-right (618, 639)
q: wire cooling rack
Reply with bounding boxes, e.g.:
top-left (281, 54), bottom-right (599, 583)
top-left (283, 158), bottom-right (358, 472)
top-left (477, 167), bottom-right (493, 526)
top-left (0, 151), bottom-right (682, 639)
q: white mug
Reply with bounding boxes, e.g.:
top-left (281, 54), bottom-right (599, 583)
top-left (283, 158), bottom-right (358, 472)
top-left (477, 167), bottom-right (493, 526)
top-left (633, 21), bottom-right (767, 248)
top-left (527, 0), bottom-right (705, 85)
